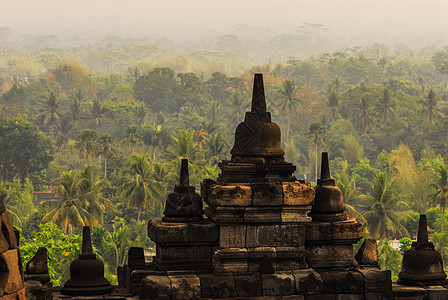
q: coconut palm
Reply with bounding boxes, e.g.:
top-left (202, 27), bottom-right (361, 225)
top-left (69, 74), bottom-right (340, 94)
top-left (277, 80), bottom-right (302, 139)
top-left (41, 171), bottom-right (88, 233)
top-left (68, 89), bottom-right (85, 135)
top-left (327, 91), bottom-right (340, 122)
top-left (429, 165), bottom-right (448, 233)
top-left (120, 154), bottom-right (164, 223)
top-left (75, 129), bottom-right (98, 163)
top-left (376, 88), bottom-right (395, 125)
top-left (306, 121), bottom-right (325, 183)
top-left (89, 98), bottom-right (106, 130)
top-left (136, 102), bottom-right (149, 128)
top-left (363, 172), bottom-right (412, 239)
top-left (42, 166), bottom-right (111, 233)
top-left (97, 134), bottom-right (116, 179)
top-left (421, 88), bottom-right (441, 125)
top-left (122, 125), bottom-right (142, 154)
top-left (166, 130), bottom-right (199, 161)
top-left (335, 171), bottom-right (366, 223)
top-left (37, 89), bottom-right (62, 136)
top-left (207, 132), bottom-right (228, 163)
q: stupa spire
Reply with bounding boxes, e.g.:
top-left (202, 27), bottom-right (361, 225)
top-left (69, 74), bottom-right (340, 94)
top-left (81, 226), bottom-right (94, 256)
top-left (417, 214), bottom-right (429, 243)
top-left (251, 73), bottom-right (267, 113)
top-left (320, 152), bottom-right (331, 180)
top-left (179, 159), bottom-right (189, 186)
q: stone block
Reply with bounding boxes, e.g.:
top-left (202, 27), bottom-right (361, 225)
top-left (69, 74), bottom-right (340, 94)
top-left (257, 225), bottom-right (278, 246)
top-left (148, 220), bottom-right (188, 244)
top-left (358, 269), bottom-right (391, 293)
top-left (0, 213), bottom-right (18, 250)
top-left (333, 271), bottom-right (365, 294)
top-left (252, 182), bottom-right (283, 206)
top-left (24, 280), bottom-right (52, 300)
top-left (424, 286), bottom-right (448, 300)
top-left (304, 294), bottom-right (335, 300)
top-left (139, 275), bottom-right (172, 300)
top-left (281, 296), bottom-right (304, 300)
top-left (293, 269), bottom-right (323, 295)
top-left (319, 271), bottom-right (335, 294)
top-left (282, 182), bottom-right (315, 206)
top-left (335, 295), bottom-right (364, 300)
top-left (280, 207), bottom-right (312, 223)
top-left (305, 222), bottom-right (332, 242)
top-left (235, 273), bottom-right (262, 297)
top-left (246, 225), bottom-right (257, 248)
top-left (355, 239), bottom-right (379, 266)
top-left (209, 184), bottom-right (252, 206)
top-left (0, 249), bottom-right (23, 294)
top-left (214, 248), bottom-right (249, 273)
top-left (205, 206), bottom-right (245, 224)
top-left (199, 273), bottom-right (237, 298)
top-left (169, 274), bottom-right (201, 300)
top-left (364, 292), bottom-right (394, 300)
top-left (262, 273), bottom-right (295, 296)
top-left (276, 247), bottom-right (308, 271)
top-left (277, 225), bottom-right (306, 247)
top-left (306, 244), bottom-right (356, 268)
top-left (220, 225), bottom-right (247, 248)
top-left (25, 247), bottom-right (48, 274)
top-left (332, 219), bottom-right (363, 241)
top-left (155, 246), bottom-right (212, 267)
top-left (128, 247), bottom-right (146, 270)
top-left (188, 221), bottom-right (219, 244)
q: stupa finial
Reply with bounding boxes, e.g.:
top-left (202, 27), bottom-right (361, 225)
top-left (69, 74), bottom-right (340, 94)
top-left (251, 73), bottom-right (267, 113)
top-left (320, 152), bottom-right (331, 180)
top-left (179, 159), bottom-right (189, 186)
top-left (81, 226), bottom-right (93, 256)
top-left (417, 214), bottom-right (429, 243)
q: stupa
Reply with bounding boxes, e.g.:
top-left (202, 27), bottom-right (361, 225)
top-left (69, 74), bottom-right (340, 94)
top-left (398, 214), bottom-right (448, 285)
top-left (61, 226), bottom-right (113, 296)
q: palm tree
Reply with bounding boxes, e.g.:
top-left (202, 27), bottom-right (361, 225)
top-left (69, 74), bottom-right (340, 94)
top-left (327, 91), bottom-right (340, 122)
top-left (226, 92), bottom-right (247, 129)
top-left (277, 80), bottom-right (302, 139)
top-left (207, 132), bottom-right (228, 163)
top-left (41, 170), bottom-right (88, 233)
top-left (68, 89), bottom-right (85, 135)
top-left (75, 129), bottom-right (98, 163)
top-left (89, 98), bottom-right (106, 130)
top-left (97, 134), bottom-right (116, 179)
top-left (376, 88), bottom-right (395, 125)
top-left (335, 171), bottom-right (366, 223)
top-left (421, 88), bottom-right (440, 125)
top-left (429, 165), bottom-right (448, 233)
top-left (431, 232), bottom-right (448, 265)
top-left (77, 166), bottom-right (112, 225)
top-left (37, 89), bottom-right (62, 136)
top-left (120, 154), bottom-right (164, 223)
top-left (122, 125), bottom-right (142, 154)
top-left (166, 130), bottom-right (199, 161)
top-left (136, 103), bottom-right (149, 128)
top-left (357, 95), bottom-right (370, 134)
top-left (363, 172), bottom-right (412, 239)
top-left (306, 121), bottom-right (325, 183)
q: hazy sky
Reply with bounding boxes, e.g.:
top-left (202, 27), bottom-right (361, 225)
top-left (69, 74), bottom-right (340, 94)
top-left (2, 0), bottom-right (448, 42)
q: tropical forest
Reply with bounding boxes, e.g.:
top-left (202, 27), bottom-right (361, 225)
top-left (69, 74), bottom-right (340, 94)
top-left (2, 24), bottom-right (448, 284)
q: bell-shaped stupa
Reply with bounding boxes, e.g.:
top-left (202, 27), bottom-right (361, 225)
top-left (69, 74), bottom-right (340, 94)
top-left (398, 214), bottom-right (447, 285)
top-left (61, 226), bottom-right (113, 296)
top-left (217, 73), bottom-right (296, 184)
top-left (162, 158), bottom-right (203, 222)
top-left (309, 152), bottom-right (347, 222)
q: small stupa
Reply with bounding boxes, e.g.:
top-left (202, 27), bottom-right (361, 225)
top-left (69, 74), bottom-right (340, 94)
top-left (309, 152), bottom-right (347, 222)
top-left (398, 214), bottom-right (448, 285)
top-left (162, 158), bottom-right (203, 222)
top-left (61, 226), bottom-right (113, 296)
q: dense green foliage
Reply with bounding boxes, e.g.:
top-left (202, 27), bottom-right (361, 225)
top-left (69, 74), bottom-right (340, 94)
top-left (3, 42), bottom-right (448, 282)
